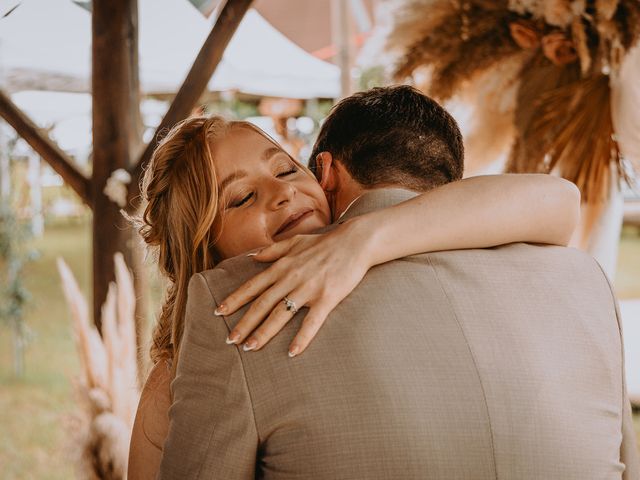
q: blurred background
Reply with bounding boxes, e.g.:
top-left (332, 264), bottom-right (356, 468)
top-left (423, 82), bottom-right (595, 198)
top-left (0, 0), bottom-right (639, 478)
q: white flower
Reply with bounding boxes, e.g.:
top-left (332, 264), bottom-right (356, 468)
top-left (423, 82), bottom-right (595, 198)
top-left (103, 168), bottom-right (132, 208)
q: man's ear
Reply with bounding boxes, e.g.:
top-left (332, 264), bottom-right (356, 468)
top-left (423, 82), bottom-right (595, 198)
top-left (315, 151), bottom-right (338, 192)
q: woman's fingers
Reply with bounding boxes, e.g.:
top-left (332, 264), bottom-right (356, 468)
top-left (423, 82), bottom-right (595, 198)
top-left (242, 289), bottom-right (308, 352)
top-left (225, 277), bottom-right (296, 344)
top-left (217, 266), bottom-right (279, 316)
top-left (219, 236), bottom-right (322, 315)
top-left (288, 302), bottom-right (333, 357)
top-left (252, 236), bottom-right (298, 262)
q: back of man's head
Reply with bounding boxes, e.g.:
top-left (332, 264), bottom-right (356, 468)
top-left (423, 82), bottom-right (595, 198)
top-left (310, 85), bottom-right (464, 191)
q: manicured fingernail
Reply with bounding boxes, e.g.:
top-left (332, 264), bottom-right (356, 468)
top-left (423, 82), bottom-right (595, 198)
top-left (243, 340), bottom-right (257, 351)
top-left (226, 333), bottom-right (240, 345)
top-left (288, 346), bottom-right (299, 358)
top-left (247, 252), bottom-right (258, 257)
top-left (214, 304), bottom-right (226, 316)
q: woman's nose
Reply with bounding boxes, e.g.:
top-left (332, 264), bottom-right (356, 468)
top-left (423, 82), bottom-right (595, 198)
top-left (266, 179), bottom-right (296, 210)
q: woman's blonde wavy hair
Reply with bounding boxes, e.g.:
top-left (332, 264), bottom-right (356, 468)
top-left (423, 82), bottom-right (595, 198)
top-left (138, 115), bottom-right (312, 368)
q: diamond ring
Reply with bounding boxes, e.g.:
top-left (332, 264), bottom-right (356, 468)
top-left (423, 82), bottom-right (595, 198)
top-left (283, 296), bottom-right (299, 314)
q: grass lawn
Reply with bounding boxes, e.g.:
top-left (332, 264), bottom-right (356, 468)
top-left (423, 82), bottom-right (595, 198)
top-left (0, 220), bottom-right (90, 479)
top-left (1, 220), bottom-right (639, 478)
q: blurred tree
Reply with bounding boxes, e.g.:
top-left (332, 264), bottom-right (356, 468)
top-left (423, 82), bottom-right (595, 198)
top-left (0, 127), bottom-right (36, 377)
top-left (0, 204), bottom-right (35, 377)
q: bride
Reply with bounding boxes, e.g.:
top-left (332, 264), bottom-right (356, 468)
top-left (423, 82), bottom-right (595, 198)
top-left (128, 114), bottom-right (579, 478)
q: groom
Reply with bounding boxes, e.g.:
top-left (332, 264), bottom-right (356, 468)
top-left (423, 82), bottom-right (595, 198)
top-left (159, 86), bottom-right (638, 479)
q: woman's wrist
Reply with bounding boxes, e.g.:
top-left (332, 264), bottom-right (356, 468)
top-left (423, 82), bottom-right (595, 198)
top-left (339, 214), bottom-right (385, 270)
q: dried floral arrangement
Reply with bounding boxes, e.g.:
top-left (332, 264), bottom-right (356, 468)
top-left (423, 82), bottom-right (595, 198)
top-left (58, 253), bottom-right (140, 480)
top-left (387, 0), bottom-right (640, 234)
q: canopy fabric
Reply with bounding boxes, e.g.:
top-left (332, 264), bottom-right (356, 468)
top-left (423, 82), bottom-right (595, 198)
top-left (0, 0), bottom-right (339, 98)
top-left (208, 9), bottom-right (340, 98)
top-left (9, 90), bottom-right (168, 156)
top-left (0, 0), bottom-right (91, 91)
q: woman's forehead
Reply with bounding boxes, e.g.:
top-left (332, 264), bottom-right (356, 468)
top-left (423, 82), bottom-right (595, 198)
top-left (214, 127), bottom-right (284, 175)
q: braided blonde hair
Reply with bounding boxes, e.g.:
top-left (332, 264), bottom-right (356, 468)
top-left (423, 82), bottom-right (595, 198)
top-left (139, 115), bottom-right (235, 365)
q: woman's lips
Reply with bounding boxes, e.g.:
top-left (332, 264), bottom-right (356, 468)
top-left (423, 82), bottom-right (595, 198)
top-left (275, 209), bottom-right (314, 237)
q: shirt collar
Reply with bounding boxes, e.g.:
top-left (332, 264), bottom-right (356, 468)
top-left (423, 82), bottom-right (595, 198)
top-left (336, 188), bottom-right (420, 223)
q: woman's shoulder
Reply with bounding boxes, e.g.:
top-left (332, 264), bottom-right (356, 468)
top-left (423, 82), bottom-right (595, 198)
top-left (128, 359), bottom-right (172, 478)
top-left (137, 359), bottom-right (172, 447)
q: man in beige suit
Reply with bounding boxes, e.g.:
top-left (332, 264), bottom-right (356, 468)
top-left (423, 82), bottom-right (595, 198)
top-left (159, 86), bottom-right (639, 479)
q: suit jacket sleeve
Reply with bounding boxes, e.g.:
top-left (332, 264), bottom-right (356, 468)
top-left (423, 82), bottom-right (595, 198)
top-left (158, 273), bottom-right (259, 480)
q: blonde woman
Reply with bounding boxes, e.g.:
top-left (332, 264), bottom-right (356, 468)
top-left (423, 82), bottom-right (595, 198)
top-left (128, 108), bottom-right (579, 477)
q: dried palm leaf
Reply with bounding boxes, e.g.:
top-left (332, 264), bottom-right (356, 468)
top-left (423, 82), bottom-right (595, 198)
top-left (532, 75), bottom-right (619, 203)
top-left (507, 53), bottom-right (580, 172)
top-left (572, 15), bottom-right (591, 74)
top-left (57, 258), bottom-right (107, 391)
top-left (386, 0), bottom-right (454, 55)
top-left (88, 412), bottom-right (130, 480)
top-left (597, 0), bottom-right (620, 21)
top-left (59, 254), bottom-right (141, 480)
top-left (509, 66), bottom-right (620, 235)
top-left (393, 0), bottom-right (520, 100)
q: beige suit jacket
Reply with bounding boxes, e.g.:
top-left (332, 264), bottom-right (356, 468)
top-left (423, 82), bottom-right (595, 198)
top-left (159, 188), bottom-right (639, 479)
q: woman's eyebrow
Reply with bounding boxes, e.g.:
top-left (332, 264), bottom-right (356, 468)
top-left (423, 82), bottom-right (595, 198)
top-left (262, 146), bottom-right (282, 161)
top-left (219, 170), bottom-right (247, 196)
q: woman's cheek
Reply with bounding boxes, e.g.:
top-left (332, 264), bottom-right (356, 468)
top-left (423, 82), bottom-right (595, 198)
top-left (237, 212), bottom-right (273, 251)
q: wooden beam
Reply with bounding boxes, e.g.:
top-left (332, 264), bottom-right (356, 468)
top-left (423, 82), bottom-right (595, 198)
top-left (92, 0), bottom-right (139, 330)
top-left (126, 0), bottom-right (254, 206)
top-left (0, 89), bottom-right (92, 206)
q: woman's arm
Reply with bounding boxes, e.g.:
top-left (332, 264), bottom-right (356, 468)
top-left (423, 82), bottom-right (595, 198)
top-left (217, 174), bottom-right (580, 355)
top-left (356, 173), bottom-right (580, 266)
top-left (128, 361), bottom-right (171, 480)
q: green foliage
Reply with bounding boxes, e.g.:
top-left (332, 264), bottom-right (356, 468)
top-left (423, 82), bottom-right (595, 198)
top-left (0, 203), bottom-right (36, 376)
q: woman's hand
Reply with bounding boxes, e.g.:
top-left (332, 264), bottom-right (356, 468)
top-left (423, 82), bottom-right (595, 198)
top-left (216, 219), bottom-right (375, 357)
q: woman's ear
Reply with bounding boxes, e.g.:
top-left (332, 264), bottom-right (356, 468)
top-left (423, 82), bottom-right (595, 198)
top-left (315, 151), bottom-right (337, 192)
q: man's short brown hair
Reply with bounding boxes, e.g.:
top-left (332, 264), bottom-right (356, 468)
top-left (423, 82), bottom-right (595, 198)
top-left (310, 85), bottom-right (464, 191)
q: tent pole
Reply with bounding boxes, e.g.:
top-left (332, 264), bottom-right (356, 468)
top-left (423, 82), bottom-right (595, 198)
top-left (127, 0), bottom-right (254, 205)
top-left (92, 0), bottom-right (140, 332)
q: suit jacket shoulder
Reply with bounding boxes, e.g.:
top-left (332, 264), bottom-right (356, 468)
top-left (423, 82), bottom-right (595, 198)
top-left (158, 273), bottom-right (259, 479)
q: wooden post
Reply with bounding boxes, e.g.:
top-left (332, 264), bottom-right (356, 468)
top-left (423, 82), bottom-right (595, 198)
top-left (92, 0), bottom-right (139, 331)
top-left (127, 0), bottom-right (254, 203)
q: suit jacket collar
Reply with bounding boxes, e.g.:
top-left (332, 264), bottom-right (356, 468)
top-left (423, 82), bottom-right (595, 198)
top-left (337, 188), bottom-right (419, 223)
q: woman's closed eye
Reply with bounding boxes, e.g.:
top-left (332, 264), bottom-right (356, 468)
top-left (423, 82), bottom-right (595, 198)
top-left (230, 191), bottom-right (253, 208)
top-left (276, 167), bottom-right (298, 177)
top-left (228, 166), bottom-right (298, 208)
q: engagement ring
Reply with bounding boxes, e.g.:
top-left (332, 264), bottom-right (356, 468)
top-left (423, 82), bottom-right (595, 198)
top-left (283, 296), bottom-right (299, 314)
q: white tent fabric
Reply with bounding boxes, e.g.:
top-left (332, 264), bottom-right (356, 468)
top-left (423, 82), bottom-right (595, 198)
top-left (0, 0), bottom-right (339, 98)
top-left (138, 0), bottom-right (339, 97)
top-left (208, 9), bottom-right (340, 98)
top-left (0, 0), bottom-right (91, 91)
top-left (10, 90), bottom-right (168, 156)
